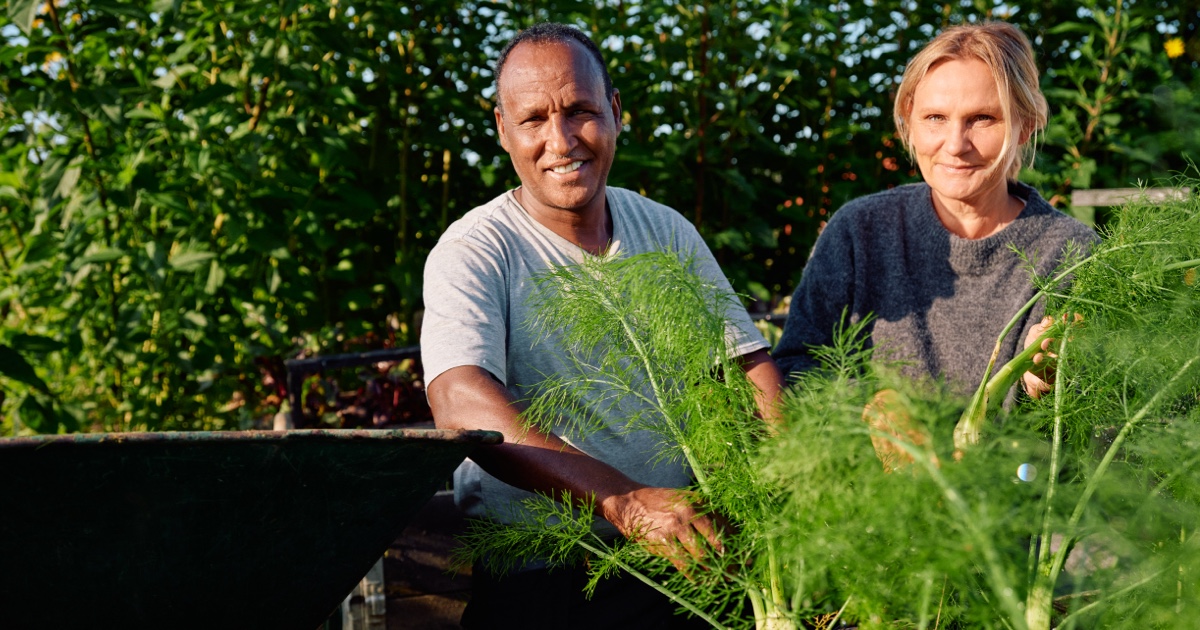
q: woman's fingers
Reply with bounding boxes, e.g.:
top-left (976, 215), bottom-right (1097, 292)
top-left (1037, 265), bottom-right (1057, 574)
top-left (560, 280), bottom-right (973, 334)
top-left (863, 389), bottom-right (936, 473)
top-left (1023, 312), bottom-right (1084, 398)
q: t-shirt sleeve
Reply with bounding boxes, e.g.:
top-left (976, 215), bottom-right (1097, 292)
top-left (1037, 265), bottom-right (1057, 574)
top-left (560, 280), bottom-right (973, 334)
top-left (420, 237), bottom-right (509, 387)
top-left (673, 220), bottom-right (769, 359)
top-left (772, 210), bottom-right (857, 381)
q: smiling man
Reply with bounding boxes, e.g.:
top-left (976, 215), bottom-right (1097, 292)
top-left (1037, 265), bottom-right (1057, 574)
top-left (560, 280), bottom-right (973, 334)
top-left (419, 22), bottom-right (782, 629)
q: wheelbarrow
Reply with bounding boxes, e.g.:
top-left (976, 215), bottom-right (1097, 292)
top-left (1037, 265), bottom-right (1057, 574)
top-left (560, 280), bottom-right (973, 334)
top-left (0, 428), bottom-right (500, 629)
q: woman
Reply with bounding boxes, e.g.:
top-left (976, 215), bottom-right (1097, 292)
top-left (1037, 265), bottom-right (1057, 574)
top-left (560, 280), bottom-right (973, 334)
top-left (773, 22), bottom-right (1095, 402)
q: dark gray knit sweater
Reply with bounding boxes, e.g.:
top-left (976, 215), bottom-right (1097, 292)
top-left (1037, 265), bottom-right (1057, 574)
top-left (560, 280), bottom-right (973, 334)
top-left (773, 181), bottom-right (1097, 396)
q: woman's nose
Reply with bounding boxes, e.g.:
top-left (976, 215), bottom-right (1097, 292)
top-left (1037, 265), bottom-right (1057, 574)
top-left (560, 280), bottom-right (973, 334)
top-left (943, 122), bottom-right (971, 155)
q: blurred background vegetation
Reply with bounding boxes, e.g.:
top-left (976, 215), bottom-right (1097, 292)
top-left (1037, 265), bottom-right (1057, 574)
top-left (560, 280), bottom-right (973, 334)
top-left (1, 0), bottom-right (1197, 433)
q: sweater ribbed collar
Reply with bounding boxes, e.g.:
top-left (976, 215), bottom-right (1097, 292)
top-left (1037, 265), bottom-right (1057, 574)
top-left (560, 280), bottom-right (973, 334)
top-left (911, 181), bottom-right (1052, 277)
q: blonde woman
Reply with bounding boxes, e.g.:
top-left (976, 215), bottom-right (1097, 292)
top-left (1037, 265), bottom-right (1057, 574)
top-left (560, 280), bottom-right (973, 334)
top-left (774, 22), bottom-right (1095, 404)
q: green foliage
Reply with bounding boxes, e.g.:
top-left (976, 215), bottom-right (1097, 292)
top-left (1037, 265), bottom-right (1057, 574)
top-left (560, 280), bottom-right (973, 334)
top-left (764, 376), bottom-right (1052, 627)
top-left (1, 1), bottom-right (509, 431)
top-left (765, 183), bottom-right (1200, 628)
top-left (2, 1), bottom-right (1198, 432)
top-left (466, 188), bottom-right (1200, 628)
top-left (458, 249), bottom-right (787, 629)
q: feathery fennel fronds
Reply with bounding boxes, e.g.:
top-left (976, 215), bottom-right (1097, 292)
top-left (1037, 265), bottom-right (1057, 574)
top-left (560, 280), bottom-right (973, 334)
top-left (457, 182), bottom-right (1200, 629)
top-left (763, 181), bottom-right (1200, 629)
top-left (457, 248), bottom-right (790, 629)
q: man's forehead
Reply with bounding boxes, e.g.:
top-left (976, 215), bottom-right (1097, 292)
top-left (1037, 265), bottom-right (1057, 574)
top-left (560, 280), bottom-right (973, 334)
top-left (498, 39), bottom-right (605, 100)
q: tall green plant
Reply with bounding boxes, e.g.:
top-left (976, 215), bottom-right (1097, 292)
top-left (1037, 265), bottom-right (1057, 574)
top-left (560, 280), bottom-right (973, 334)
top-left (461, 181), bottom-right (1200, 628)
top-left (766, 182), bottom-right (1200, 628)
top-left (0, 0), bottom-right (506, 432)
top-left (455, 249), bottom-right (799, 630)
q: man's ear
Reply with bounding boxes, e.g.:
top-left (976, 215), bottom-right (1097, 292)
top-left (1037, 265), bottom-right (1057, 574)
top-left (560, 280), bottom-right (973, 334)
top-left (494, 106), bottom-right (510, 152)
top-left (610, 89), bottom-right (623, 136)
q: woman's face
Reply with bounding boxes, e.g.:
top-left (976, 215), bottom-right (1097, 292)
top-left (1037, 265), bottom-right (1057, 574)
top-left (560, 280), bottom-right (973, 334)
top-left (909, 57), bottom-right (1016, 212)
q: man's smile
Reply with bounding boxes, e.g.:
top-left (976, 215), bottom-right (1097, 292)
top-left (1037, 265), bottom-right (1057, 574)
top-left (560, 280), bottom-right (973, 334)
top-left (549, 160), bottom-right (585, 174)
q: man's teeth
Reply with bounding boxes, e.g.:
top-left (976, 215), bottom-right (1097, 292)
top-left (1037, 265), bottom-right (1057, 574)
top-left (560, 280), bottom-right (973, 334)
top-left (551, 161), bottom-right (583, 174)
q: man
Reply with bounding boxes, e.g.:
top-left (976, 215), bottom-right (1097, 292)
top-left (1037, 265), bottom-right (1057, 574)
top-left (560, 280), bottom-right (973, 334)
top-left (420, 22), bottom-right (784, 628)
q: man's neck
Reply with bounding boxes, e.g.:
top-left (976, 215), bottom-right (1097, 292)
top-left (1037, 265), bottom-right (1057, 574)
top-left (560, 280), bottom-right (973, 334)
top-left (514, 187), bottom-right (613, 255)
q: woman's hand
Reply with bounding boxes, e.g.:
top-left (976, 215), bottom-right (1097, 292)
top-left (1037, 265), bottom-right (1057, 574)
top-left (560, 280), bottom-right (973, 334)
top-left (863, 389), bottom-right (938, 472)
top-left (1022, 314), bottom-right (1083, 399)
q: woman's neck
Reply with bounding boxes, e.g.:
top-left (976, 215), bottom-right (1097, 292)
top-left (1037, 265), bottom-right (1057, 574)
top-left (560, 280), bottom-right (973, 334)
top-left (929, 181), bottom-right (1025, 240)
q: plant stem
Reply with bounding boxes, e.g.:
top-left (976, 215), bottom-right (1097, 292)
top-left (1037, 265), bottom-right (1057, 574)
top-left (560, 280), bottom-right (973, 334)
top-left (916, 573), bottom-right (935, 630)
top-left (955, 240), bottom-right (1176, 449)
top-left (1025, 335), bottom-right (1070, 630)
top-left (825, 596), bottom-right (851, 629)
top-left (747, 589), bottom-right (766, 629)
top-left (767, 539), bottom-right (785, 609)
top-left (593, 285), bottom-right (710, 492)
top-left (955, 323), bottom-right (1060, 450)
top-left (1131, 257), bottom-right (1200, 279)
top-left (576, 539), bottom-right (730, 629)
top-left (1179, 527), bottom-right (1186, 614)
top-left (1047, 357), bottom-right (1198, 590)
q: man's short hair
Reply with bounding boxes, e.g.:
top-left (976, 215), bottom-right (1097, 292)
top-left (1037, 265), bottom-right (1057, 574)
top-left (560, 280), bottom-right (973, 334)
top-left (494, 22), bottom-right (613, 111)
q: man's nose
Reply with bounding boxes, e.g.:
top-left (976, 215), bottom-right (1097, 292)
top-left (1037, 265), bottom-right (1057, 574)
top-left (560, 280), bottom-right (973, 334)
top-left (544, 114), bottom-right (577, 156)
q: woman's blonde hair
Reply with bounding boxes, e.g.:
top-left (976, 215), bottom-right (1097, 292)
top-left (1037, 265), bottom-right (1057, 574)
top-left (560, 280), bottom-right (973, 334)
top-left (893, 21), bottom-right (1048, 180)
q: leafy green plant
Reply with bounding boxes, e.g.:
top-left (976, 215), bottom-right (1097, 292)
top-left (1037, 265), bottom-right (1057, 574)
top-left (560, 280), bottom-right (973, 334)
top-left (455, 249), bottom-right (799, 629)
top-left (766, 181), bottom-right (1200, 629)
top-left (460, 181), bottom-right (1199, 629)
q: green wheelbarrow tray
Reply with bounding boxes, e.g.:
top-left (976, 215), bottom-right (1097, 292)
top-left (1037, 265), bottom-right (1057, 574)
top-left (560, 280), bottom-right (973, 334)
top-left (0, 428), bottom-right (501, 629)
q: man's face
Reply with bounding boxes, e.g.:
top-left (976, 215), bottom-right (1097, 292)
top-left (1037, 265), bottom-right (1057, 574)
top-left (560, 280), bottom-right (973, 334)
top-left (494, 39), bottom-right (621, 218)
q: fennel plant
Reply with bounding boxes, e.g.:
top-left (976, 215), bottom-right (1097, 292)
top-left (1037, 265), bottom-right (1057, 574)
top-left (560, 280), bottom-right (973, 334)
top-left (456, 180), bottom-right (1200, 629)
top-left (455, 249), bottom-right (797, 629)
top-left (763, 181), bottom-right (1200, 629)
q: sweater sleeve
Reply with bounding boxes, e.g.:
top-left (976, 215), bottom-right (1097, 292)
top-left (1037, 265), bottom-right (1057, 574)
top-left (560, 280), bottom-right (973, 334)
top-left (772, 210), bottom-right (859, 382)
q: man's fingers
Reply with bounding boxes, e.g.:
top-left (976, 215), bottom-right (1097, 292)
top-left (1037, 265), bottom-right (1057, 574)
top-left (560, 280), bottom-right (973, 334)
top-left (690, 514), bottom-right (724, 556)
top-left (614, 487), bottom-right (728, 576)
top-left (677, 527), bottom-right (706, 565)
top-left (646, 537), bottom-right (691, 577)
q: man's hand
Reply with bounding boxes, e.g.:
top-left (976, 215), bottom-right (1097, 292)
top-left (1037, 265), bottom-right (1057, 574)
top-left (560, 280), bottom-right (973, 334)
top-left (599, 486), bottom-right (725, 575)
top-left (429, 365), bottom-right (722, 575)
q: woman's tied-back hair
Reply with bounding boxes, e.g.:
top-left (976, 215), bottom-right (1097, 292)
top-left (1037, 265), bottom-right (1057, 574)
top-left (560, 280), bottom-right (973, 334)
top-left (893, 21), bottom-right (1048, 180)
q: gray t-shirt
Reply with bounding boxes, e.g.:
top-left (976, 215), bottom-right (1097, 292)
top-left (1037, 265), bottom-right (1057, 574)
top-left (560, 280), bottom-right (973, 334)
top-left (421, 186), bottom-right (768, 527)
